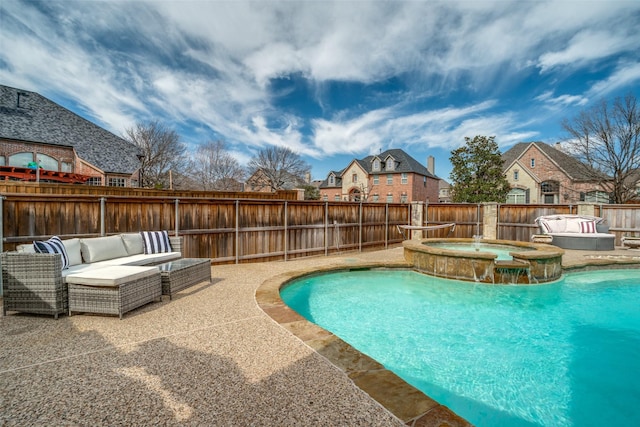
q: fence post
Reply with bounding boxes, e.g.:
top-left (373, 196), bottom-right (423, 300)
top-left (410, 202), bottom-right (424, 239)
top-left (324, 202), bottom-right (329, 256)
top-left (174, 199), bottom-right (180, 236)
top-left (284, 201), bottom-right (288, 261)
top-left (482, 203), bottom-right (498, 239)
top-left (235, 199), bottom-right (239, 264)
top-left (358, 201), bottom-right (363, 252)
top-left (100, 197), bottom-right (106, 236)
top-left (385, 203), bottom-right (389, 248)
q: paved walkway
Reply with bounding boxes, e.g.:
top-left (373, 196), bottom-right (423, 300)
top-left (1, 245), bottom-right (639, 426)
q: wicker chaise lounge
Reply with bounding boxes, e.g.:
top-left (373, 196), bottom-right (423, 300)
top-left (535, 214), bottom-right (615, 251)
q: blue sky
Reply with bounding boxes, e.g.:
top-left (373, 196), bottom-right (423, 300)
top-left (1, 1), bottom-right (639, 182)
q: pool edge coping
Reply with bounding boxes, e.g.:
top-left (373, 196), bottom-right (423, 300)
top-left (255, 259), bottom-right (473, 427)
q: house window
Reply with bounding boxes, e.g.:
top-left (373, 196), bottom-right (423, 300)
top-left (400, 194), bottom-right (408, 203)
top-left (373, 175), bottom-right (379, 185)
top-left (386, 159), bottom-right (395, 171)
top-left (373, 159), bottom-right (381, 171)
top-left (513, 170), bottom-right (519, 181)
top-left (8, 152), bottom-right (34, 167)
top-left (322, 194), bottom-right (328, 201)
top-left (36, 153), bottom-right (58, 171)
top-left (85, 177), bottom-right (102, 186)
top-left (541, 180), bottom-right (559, 204)
top-left (108, 177), bottom-right (126, 187)
top-left (530, 158), bottom-right (535, 168)
top-left (386, 174), bottom-right (393, 185)
top-left (352, 173), bottom-right (357, 183)
top-left (386, 193), bottom-right (393, 203)
top-left (372, 194), bottom-right (379, 202)
top-left (334, 194), bottom-right (341, 201)
top-left (61, 162), bottom-right (73, 173)
top-left (585, 191), bottom-right (610, 204)
top-left (328, 175), bottom-right (335, 185)
top-left (0, 155), bottom-right (5, 166)
top-left (506, 188), bottom-right (528, 204)
top-left (401, 173), bottom-right (408, 184)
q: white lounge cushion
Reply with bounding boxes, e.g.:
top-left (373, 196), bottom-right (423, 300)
top-left (65, 266), bottom-right (159, 287)
top-left (121, 233), bottom-right (145, 255)
top-left (80, 235), bottom-right (129, 263)
top-left (16, 243), bottom-right (36, 253)
top-left (565, 217), bottom-right (583, 233)
top-left (62, 238), bottom-right (83, 266)
top-left (100, 251), bottom-right (181, 266)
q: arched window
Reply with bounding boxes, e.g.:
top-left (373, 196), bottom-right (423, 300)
top-left (541, 181), bottom-right (559, 204)
top-left (36, 153), bottom-right (59, 171)
top-left (8, 152), bottom-right (34, 168)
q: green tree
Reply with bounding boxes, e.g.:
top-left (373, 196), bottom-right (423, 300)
top-left (449, 135), bottom-right (511, 203)
top-left (302, 184), bottom-right (320, 200)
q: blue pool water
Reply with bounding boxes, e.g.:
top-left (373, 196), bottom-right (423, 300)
top-left (280, 269), bottom-right (640, 427)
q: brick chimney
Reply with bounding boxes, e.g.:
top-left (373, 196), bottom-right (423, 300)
top-left (427, 156), bottom-right (435, 175)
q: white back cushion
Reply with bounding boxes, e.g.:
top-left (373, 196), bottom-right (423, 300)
top-left (62, 238), bottom-right (83, 266)
top-left (80, 235), bottom-right (128, 263)
top-left (121, 233), bottom-right (145, 255)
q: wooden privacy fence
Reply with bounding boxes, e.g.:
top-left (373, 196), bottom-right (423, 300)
top-left (0, 194), bottom-right (418, 264)
top-left (2, 191), bottom-right (639, 264)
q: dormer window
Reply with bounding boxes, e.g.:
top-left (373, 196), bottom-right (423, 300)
top-left (328, 175), bottom-right (335, 185)
top-left (372, 158), bottom-right (381, 171)
top-left (385, 156), bottom-right (395, 171)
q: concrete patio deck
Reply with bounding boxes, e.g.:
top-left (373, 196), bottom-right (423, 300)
top-left (2, 245), bottom-right (639, 426)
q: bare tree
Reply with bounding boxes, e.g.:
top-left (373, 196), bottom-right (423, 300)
top-left (124, 121), bottom-right (188, 189)
top-left (247, 146), bottom-right (311, 192)
top-left (562, 93), bottom-right (640, 203)
top-left (190, 140), bottom-right (245, 191)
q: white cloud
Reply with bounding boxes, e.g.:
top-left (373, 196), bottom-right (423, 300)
top-left (0, 0), bottom-right (637, 168)
top-left (538, 31), bottom-right (637, 72)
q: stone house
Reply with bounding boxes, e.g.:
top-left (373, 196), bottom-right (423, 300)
top-left (318, 149), bottom-right (440, 203)
top-left (0, 84), bottom-right (142, 186)
top-left (502, 142), bottom-right (611, 204)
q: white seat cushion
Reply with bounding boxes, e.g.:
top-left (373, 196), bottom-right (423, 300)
top-left (65, 266), bottom-right (159, 287)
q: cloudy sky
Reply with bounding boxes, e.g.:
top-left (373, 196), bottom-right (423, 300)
top-left (1, 0), bottom-right (639, 181)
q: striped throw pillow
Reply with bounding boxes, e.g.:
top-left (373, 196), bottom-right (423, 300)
top-left (33, 236), bottom-right (70, 270)
top-left (579, 220), bottom-right (596, 233)
top-left (141, 231), bottom-right (172, 254)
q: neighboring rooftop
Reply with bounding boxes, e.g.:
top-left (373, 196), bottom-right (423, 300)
top-left (502, 141), bottom-right (609, 181)
top-left (0, 84), bottom-right (141, 175)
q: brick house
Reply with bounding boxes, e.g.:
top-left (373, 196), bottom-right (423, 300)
top-left (0, 84), bottom-right (142, 186)
top-left (502, 142), bottom-right (611, 204)
top-left (319, 149), bottom-right (440, 203)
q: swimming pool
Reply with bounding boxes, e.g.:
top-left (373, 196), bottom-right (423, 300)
top-left (280, 269), bottom-right (640, 427)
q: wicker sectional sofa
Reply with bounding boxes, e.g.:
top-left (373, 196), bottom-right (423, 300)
top-left (534, 215), bottom-right (615, 251)
top-left (2, 233), bottom-right (182, 319)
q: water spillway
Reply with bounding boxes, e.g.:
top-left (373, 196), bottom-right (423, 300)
top-left (403, 238), bottom-right (564, 284)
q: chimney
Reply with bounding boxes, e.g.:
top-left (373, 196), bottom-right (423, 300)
top-left (427, 156), bottom-right (435, 175)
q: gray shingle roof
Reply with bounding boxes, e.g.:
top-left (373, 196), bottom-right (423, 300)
top-left (502, 141), bottom-right (609, 181)
top-left (319, 149), bottom-right (437, 188)
top-left (0, 84), bottom-right (141, 174)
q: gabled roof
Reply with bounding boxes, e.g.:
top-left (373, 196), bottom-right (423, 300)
top-left (0, 84), bottom-right (141, 174)
top-left (319, 148), bottom-right (438, 189)
top-left (362, 149), bottom-right (437, 177)
top-left (502, 141), bottom-right (609, 181)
